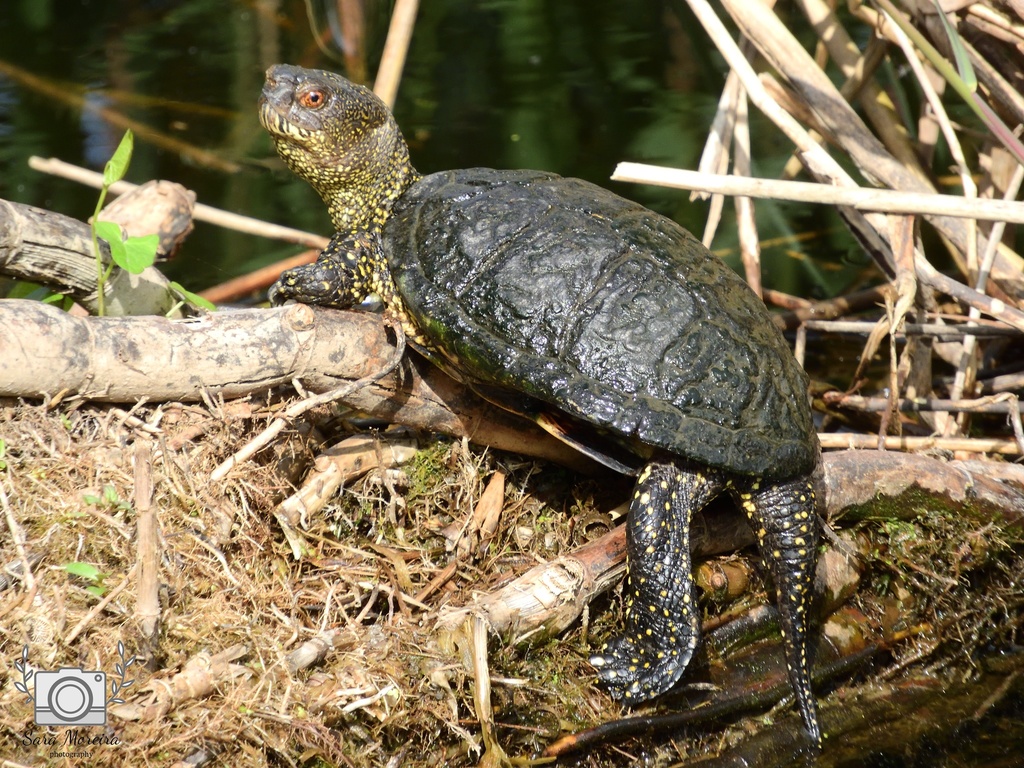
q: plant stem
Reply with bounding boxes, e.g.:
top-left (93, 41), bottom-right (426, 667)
top-left (91, 183), bottom-right (110, 317)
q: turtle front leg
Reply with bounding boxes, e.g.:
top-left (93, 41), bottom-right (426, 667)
top-left (733, 475), bottom-right (822, 747)
top-left (269, 231), bottom-right (373, 307)
top-left (591, 461), bottom-right (726, 703)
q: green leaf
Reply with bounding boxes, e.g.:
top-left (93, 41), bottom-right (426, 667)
top-left (932, 0), bottom-right (976, 91)
top-left (103, 129), bottom-right (134, 187)
top-left (121, 234), bottom-right (160, 274)
top-left (95, 224), bottom-right (159, 273)
top-left (95, 220), bottom-right (127, 267)
top-left (65, 562), bottom-right (102, 582)
top-left (40, 292), bottom-right (69, 306)
top-left (169, 281), bottom-right (217, 311)
top-left (94, 220), bottom-right (123, 243)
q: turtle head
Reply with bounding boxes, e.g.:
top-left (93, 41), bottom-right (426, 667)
top-left (259, 64), bottom-right (416, 231)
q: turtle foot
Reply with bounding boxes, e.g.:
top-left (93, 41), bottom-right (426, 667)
top-left (590, 632), bottom-right (692, 705)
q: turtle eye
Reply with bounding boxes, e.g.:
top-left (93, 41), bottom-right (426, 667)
top-left (299, 88), bottom-right (327, 109)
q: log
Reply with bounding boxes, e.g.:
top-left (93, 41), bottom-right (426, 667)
top-left (0, 198), bottom-right (181, 316)
top-left (0, 299), bottom-right (588, 469)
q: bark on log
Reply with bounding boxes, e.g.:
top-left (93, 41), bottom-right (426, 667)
top-left (96, 180), bottom-right (195, 262)
top-left (0, 299), bottom-right (589, 469)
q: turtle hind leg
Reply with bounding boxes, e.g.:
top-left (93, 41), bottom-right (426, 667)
top-left (734, 475), bottom-right (822, 747)
top-left (591, 461), bottom-right (726, 704)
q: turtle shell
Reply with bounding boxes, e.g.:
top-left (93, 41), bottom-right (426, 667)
top-left (383, 168), bottom-right (816, 479)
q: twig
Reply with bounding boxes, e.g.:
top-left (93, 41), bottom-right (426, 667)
top-left (65, 563), bottom-right (138, 645)
top-left (210, 319), bottom-right (407, 482)
top-left (773, 285), bottom-right (894, 330)
top-left (134, 441), bottom-right (161, 649)
top-left (951, 161), bottom-right (1024, 431)
top-left (1, 480), bottom-right (36, 598)
top-left (885, 5), bottom-right (982, 438)
top-left (817, 434), bottom-right (1020, 455)
top-left (732, 71), bottom-right (762, 296)
top-left (823, 393), bottom-right (1022, 415)
top-left (470, 614), bottom-right (508, 765)
top-left (795, 0), bottom-right (924, 174)
top-left (802, 319), bottom-right (1021, 339)
top-left (611, 164), bottom-right (1024, 224)
top-left (198, 249), bottom-right (319, 304)
top-left (28, 156), bottom-right (328, 249)
top-left (373, 0), bottom-right (420, 109)
top-left (696, 60), bottom-right (741, 242)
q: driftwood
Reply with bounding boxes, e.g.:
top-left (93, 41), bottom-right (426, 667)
top-left (0, 299), bottom-right (587, 469)
top-left (0, 196), bottom-right (188, 317)
top-left (96, 179), bottom-right (196, 262)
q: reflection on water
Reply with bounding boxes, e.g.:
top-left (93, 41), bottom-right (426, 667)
top-left (0, 0), bottom-right (855, 296)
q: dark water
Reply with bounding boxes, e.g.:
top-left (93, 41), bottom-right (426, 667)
top-left (0, 0), bottom-right (863, 299)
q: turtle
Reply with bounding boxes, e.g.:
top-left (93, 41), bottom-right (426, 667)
top-left (259, 64), bottom-right (823, 747)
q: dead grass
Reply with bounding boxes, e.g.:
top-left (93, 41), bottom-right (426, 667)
top-left (0, 372), bottom-right (1022, 768)
top-left (0, 397), bottom-right (627, 767)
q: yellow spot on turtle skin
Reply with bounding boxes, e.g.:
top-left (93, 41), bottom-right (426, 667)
top-left (664, 502), bottom-right (672, 510)
top-left (794, 537), bottom-right (805, 546)
top-left (798, 549), bottom-right (807, 556)
top-left (773, 549), bottom-right (782, 558)
top-left (640, 492), bottom-right (651, 505)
